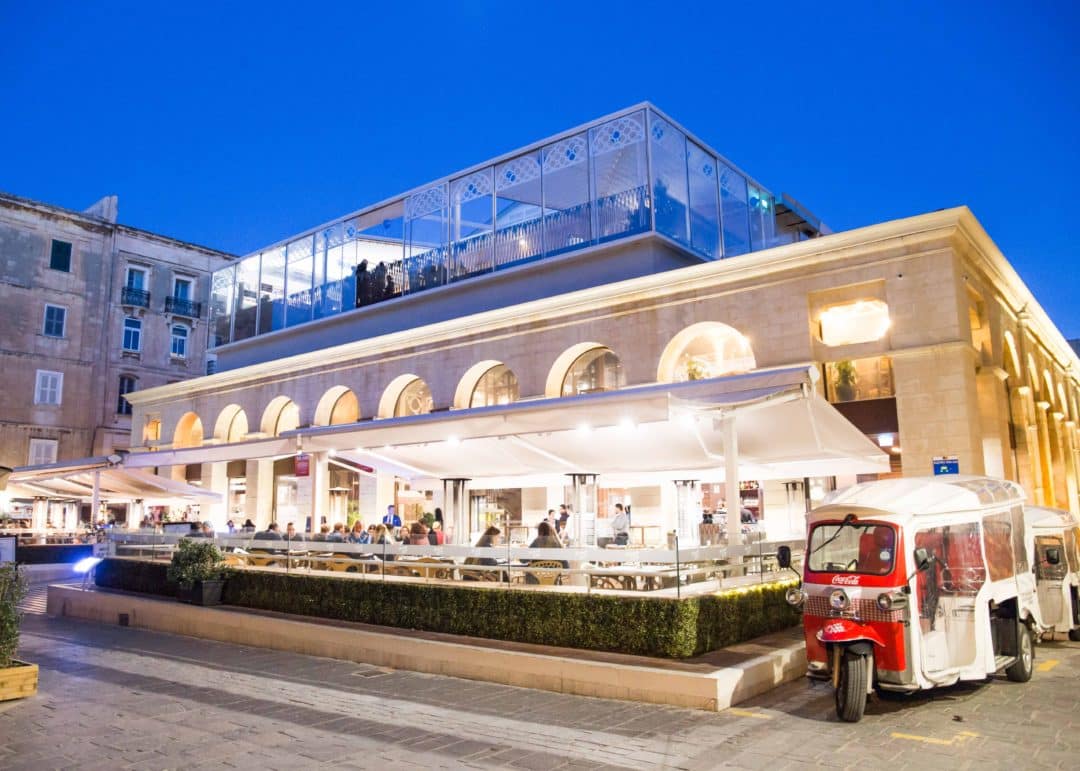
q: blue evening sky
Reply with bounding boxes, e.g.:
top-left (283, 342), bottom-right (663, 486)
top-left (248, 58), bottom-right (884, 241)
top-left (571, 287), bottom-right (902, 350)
top-left (2, 2), bottom-right (1078, 334)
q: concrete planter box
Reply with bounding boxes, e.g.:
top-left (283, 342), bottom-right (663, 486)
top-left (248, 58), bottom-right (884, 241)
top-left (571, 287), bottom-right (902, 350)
top-left (0, 660), bottom-right (38, 702)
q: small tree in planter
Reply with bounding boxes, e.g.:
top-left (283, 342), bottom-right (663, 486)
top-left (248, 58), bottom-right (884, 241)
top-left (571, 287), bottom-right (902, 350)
top-left (167, 539), bottom-right (226, 606)
top-left (0, 563), bottom-right (37, 701)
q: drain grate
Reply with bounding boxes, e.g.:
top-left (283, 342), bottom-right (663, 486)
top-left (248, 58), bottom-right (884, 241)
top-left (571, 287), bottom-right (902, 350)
top-left (350, 668), bottom-right (393, 678)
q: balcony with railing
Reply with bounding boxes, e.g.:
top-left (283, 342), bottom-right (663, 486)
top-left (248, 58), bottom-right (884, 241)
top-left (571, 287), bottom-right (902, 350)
top-left (165, 295), bottom-right (202, 318)
top-left (209, 104), bottom-right (810, 348)
top-left (120, 286), bottom-right (151, 308)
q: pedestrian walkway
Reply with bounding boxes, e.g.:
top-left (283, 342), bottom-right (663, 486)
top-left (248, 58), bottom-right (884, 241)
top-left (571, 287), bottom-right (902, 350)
top-left (6, 580), bottom-right (1080, 769)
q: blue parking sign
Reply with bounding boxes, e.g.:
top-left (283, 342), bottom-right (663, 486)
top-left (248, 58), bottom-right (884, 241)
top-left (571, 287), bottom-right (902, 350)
top-left (933, 456), bottom-right (959, 475)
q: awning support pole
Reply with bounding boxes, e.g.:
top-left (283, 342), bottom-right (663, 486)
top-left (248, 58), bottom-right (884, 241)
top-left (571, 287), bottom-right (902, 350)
top-left (91, 470), bottom-right (102, 526)
top-left (442, 478), bottom-right (470, 544)
top-left (723, 415), bottom-right (741, 546)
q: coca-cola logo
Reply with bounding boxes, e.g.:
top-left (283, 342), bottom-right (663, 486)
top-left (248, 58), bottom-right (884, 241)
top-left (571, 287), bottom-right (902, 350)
top-left (831, 575), bottom-right (860, 586)
top-left (824, 622), bottom-right (845, 635)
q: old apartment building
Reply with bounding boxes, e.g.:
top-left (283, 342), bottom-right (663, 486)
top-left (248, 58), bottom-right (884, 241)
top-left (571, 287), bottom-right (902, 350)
top-left (0, 192), bottom-right (234, 469)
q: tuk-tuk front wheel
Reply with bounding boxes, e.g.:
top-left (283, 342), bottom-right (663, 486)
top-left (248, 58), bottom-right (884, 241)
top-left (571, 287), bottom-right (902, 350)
top-left (835, 649), bottom-right (868, 722)
top-left (1006, 622), bottom-right (1034, 683)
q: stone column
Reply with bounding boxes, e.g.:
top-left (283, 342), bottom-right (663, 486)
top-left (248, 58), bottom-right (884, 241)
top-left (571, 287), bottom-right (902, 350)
top-left (442, 478), bottom-right (470, 544)
top-left (201, 461), bottom-right (229, 530)
top-left (31, 497), bottom-right (48, 532)
top-left (1036, 401), bottom-right (1056, 508)
top-left (673, 480), bottom-right (700, 547)
top-left (245, 458), bottom-right (274, 528)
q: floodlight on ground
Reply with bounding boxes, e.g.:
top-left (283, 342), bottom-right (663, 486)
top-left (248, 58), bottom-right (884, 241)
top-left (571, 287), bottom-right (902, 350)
top-left (73, 556), bottom-right (102, 574)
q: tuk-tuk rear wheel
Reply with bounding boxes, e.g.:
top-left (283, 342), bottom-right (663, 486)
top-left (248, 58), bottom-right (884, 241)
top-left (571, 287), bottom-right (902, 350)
top-left (1068, 628), bottom-right (1080, 642)
top-left (835, 650), bottom-right (868, 722)
top-left (1005, 622), bottom-right (1034, 683)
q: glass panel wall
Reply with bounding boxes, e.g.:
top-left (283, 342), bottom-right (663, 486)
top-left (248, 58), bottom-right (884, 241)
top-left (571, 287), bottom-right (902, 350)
top-left (210, 265), bottom-right (235, 347)
top-left (207, 106), bottom-right (781, 349)
top-left (285, 235), bottom-right (314, 327)
top-left (405, 184), bottom-right (447, 291)
top-left (541, 132), bottom-right (591, 256)
top-left (315, 223), bottom-right (347, 319)
top-left (687, 141), bottom-right (720, 259)
top-left (232, 255), bottom-right (260, 341)
top-left (450, 167), bottom-right (494, 279)
top-left (355, 202), bottom-right (406, 305)
top-left (648, 112), bottom-right (690, 246)
top-left (495, 151), bottom-right (543, 268)
top-left (590, 111), bottom-right (649, 242)
top-left (747, 184), bottom-right (775, 251)
top-left (258, 246), bottom-right (286, 335)
top-left (719, 161), bottom-right (751, 257)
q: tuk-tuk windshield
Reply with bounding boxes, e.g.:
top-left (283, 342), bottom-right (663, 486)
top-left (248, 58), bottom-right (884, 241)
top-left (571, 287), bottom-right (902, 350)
top-left (807, 521), bottom-right (896, 576)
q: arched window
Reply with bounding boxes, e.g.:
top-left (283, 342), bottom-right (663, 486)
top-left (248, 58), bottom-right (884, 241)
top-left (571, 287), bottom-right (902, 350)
top-left (314, 387), bottom-right (360, 426)
top-left (395, 378), bottom-right (433, 417)
top-left (261, 397), bottom-right (300, 436)
top-left (173, 412), bottom-right (204, 449)
top-left (561, 348), bottom-right (625, 396)
top-left (657, 322), bottom-right (756, 382)
top-left (470, 364), bottom-right (519, 408)
top-left (214, 405), bottom-right (249, 443)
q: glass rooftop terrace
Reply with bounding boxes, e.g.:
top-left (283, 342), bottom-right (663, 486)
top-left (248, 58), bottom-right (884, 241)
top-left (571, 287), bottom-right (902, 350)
top-left (210, 104), bottom-right (809, 348)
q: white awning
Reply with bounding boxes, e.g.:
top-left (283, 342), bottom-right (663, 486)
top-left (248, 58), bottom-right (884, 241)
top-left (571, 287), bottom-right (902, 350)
top-left (292, 364), bottom-right (889, 485)
top-left (7, 463), bottom-right (222, 503)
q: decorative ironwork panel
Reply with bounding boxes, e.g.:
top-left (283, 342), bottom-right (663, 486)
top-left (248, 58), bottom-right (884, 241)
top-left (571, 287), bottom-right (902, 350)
top-left (405, 184), bottom-right (447, 220)
top-left (590, 113), bottom-right (645, 156)
top-left (496, 155), bottom-right (541, 191)
top-left (451, 169), bottom-right (493, 204)
top-left (543, 134), bottom-right (588, 172)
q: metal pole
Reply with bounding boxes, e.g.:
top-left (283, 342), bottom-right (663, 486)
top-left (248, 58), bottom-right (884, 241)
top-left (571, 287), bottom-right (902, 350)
top-left (675, 533), bottom-right (681, 600)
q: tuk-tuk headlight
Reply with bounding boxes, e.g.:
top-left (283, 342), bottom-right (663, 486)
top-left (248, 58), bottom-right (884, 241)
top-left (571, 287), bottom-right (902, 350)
top-left (785, 587), bottom-right (807, 607)
top-left (876, 592), bottom-right (908, 612)
top-left (829, 589), bottom-right (849, 610)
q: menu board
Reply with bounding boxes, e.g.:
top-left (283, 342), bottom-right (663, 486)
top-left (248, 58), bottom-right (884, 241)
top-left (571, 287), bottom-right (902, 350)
top-left (0, 535), bottom-right (15, 564)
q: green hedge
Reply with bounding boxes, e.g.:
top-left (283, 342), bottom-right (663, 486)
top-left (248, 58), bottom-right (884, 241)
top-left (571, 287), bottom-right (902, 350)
top-left (95, 558), bottom-right (800, 658)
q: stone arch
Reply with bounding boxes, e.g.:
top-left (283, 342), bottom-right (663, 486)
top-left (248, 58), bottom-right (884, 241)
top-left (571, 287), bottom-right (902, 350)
top-left (173, 412), bottom-right (204, 449)
top-left (656, 322), bottom-right (756, 383)
top-left (1003, 330), bottom-right (1022, 380)
top-left (453, 360), bottom-right (519, 409)
top-left (378, 374), bottom-right (433, 418)
top-left (213, 404), bottom-right (249, 443)
top-left (261, 396), bottom-right (300, 436)
top-left (544, 341), bottom-right (630, 397)
top-left (313, 386), bottom-right (360, 426)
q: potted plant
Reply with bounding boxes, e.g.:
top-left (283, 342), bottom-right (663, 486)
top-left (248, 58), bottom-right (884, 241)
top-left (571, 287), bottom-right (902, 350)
top-left (0, 563), bottom-right (36, 701)
top-left (167, 539), bottom-right (226, 606)
top-left (833, 360), bottom-right (858, 402)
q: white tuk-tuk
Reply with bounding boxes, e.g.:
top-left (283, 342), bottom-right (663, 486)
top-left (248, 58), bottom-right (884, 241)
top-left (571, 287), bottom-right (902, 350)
top-left (781, 475), bottom-right (1040, 722)
top-left (1026, 506), bottom-right (1080, 641)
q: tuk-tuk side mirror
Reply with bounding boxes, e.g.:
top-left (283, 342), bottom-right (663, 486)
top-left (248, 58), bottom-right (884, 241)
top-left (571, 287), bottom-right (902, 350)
top-left (913, 547), bottom-right (934, 572)
top-left (777, 545), bottom-right (792, 569)
top-left (1046, 547), bottom-right (1062, 566)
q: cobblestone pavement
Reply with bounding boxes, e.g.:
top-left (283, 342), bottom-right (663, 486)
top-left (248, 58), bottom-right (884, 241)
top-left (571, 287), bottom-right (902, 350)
top-left (3, 583), bottom-right (1079, 770)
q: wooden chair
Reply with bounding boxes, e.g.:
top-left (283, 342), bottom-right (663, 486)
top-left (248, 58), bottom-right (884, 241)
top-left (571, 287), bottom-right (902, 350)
top-left (246, 549), bottom-right (282, 568)
top-left (460, 567), bottom-right (502, 582)
top-left (413, 557), bottom-right (453, 580)
top-left (526, 560), bottom-right (564, 586)
top-left (384, 564), bottom-right (419, 578)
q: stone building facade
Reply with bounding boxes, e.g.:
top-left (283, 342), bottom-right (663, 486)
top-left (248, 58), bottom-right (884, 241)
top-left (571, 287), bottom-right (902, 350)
top-left (0, 192), bottom-right (234, 469)
top-left (125, 207), bottom-right (1080, 534)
